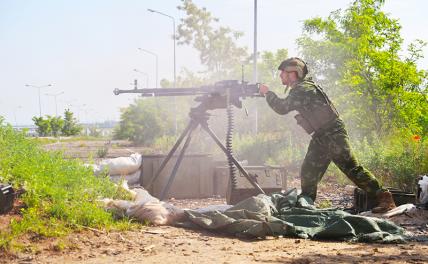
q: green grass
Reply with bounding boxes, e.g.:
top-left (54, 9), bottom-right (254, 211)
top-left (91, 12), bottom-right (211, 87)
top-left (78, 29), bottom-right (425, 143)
top-left (0, 122), bottom-right (136, 251)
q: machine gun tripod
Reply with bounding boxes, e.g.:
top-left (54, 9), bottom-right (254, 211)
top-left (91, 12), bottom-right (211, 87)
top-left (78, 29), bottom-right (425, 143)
top-left (114, 80), bottom-right (266, 203)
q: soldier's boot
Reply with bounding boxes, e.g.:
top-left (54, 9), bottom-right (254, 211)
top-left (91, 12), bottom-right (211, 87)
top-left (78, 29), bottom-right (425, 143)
top-left (371, 191), bottom-right (396, 213)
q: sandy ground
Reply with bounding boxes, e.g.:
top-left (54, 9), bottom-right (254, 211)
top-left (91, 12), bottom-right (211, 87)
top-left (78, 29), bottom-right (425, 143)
top-left (8, 226), bottom-right (428, 264)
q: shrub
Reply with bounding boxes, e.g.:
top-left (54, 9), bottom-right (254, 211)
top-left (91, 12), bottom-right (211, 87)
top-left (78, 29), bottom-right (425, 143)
top-left (32, 109), bottom-right (81, 137)
top-left (114, 100), bottom-right (168, 145)
top-left (233, 132), bottom-right (296, 165)
top-left (353, 131), bottom-right (427, 191)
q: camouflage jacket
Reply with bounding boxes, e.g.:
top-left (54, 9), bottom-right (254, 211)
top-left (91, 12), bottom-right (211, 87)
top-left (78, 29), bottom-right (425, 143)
top-left (265, 77), bottom-right (344, 135)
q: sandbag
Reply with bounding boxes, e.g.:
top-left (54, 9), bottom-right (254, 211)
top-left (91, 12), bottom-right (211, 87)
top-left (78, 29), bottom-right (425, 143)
top-left (110, 170), bottom-right (141, 185)
top-left (418, 175), bottom-right (428, 204)
top-left (95, 153), bottom-right (142, 175)
top-left (101, 187), bottom-right (185, 226)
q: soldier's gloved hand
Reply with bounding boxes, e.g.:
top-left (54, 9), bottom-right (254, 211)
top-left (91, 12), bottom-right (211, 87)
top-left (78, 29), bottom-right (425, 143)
top-left (259, 84), bottom-right (269, 95)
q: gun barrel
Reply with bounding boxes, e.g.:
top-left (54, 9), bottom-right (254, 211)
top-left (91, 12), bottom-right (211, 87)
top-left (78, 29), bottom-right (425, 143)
top-left (113, 87), bottom-right (207, 96)
top-left (113, 83), bottom-right (262, 97)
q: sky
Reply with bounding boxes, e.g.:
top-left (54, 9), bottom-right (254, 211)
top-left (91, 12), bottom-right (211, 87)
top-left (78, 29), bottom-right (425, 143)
top-left (1, 0), bottom-right (427, 126)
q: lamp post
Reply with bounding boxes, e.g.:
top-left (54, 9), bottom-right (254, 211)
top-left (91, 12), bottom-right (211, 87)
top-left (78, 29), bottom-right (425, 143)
top-left (147, 8), bottom-right (178, 134)
top-left (138, 48), bottom-right (158, 88)
top-left (25, 84), bottom-right (52, 117)
top-left (45, 91), bottom-right (64, 117)
top-left (133, 69), bottom-right (149, 88)
top-left (147, 8), bottom-right (176, 89)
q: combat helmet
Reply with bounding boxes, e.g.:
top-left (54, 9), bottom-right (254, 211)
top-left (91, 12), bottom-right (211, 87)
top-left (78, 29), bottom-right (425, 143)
top-left (277, 57), bottom-right (308, 79)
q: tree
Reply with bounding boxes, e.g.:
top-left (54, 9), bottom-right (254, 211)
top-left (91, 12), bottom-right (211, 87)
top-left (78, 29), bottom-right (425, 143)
top-left (297, 0), bottom-right (427, 138)
top-left (176, 0), bottom-right (248, 79)
top-left (32, 109), bottom-right (81, 137)
top-left (62, 109), bottom-right (82, 136)
top-left (49, 116), bottom-right (64, 137)
top-left (114, 99), bottom-right (171, 145)
top-left (32, 116), bottom-right (52, 137)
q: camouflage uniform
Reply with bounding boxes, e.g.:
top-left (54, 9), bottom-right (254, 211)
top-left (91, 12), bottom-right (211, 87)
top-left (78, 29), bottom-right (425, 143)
top-left (265, 77), bottom-right (383, 201)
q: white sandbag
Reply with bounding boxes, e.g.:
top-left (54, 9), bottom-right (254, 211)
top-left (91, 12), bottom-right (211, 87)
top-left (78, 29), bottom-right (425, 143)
top-left (100, 187), bottom-right (185, 226)
top-left (361, 203), bottom-right (428, 227)
top-left (381, 203), bottom-right (416, 218)
top-left (127, 201), bottom-right (185, 225)
top-left (418, 175), bottom-right (428, 204)
top-left (110, 170), bottom-right (141, 185)
top-left (84, 163), bottom-right (100, 173)
top-left (97, 153), bottom-right (142, 175)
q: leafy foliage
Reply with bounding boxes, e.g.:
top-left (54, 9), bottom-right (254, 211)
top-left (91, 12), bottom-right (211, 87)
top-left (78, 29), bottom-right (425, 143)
top-left (176, 0), bottom-right (248, 78)
top-left (49, 116), bottom-right (64, 137)
top-left (61, 109), bottom-right (82, 136)
top-left (297, 0), bottom-right (428, 138)
top-left (114, 99), bottom-right (172, 145)
top-left (0, 121), bottom-right (133, 250)
top-left (32, 109), bottom-right (82, 137)
top-left (353, 131), bottom-right (428, 191)
top-left (32, 116), bottom-right (52, 137)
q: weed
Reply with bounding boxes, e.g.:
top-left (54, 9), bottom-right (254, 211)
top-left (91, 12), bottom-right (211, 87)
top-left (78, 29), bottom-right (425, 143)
top-left (317, 200), bottom-right (333, 209)
top-left (52, 240), bottom-right (66, 252)
top-left (96, 146), bottom-right (109, 158)
top-left (0, 122), bottom-right (136, 251)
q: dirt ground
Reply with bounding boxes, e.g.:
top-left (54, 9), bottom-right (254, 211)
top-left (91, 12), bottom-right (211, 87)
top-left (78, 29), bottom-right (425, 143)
top-left (2, 194), bottom-right (428, 264)
top-left (2, 139), bottom-right (427, 263)
top-left (3, 199), bottom-right (428, 264)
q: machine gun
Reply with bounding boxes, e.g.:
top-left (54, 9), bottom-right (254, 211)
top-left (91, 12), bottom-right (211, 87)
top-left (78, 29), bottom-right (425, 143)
top-left (114, 80), bottom-right (260, 109)
top-left (113, 80), bottom-right (265, 203)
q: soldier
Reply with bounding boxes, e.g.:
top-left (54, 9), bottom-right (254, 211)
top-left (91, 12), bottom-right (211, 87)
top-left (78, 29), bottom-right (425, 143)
top-left (259, 57), bottom-right (396, 213)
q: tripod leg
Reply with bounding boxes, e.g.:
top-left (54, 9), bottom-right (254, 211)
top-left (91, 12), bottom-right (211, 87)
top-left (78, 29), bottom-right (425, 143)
top-left (201, 124), bottom-right (265, 195)
top-left (145, 120), bottom-right (195, 189)
top-left (159, 122), bottom-right (197, 200)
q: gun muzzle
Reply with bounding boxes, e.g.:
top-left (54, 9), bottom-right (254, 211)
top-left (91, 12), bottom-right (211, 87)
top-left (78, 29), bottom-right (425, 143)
top-left (113, 88), bottom-right (120, 95)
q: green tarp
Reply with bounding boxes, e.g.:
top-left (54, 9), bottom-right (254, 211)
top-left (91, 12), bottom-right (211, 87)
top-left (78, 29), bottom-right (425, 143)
top-left (184, 189), bottom-right (406, 243)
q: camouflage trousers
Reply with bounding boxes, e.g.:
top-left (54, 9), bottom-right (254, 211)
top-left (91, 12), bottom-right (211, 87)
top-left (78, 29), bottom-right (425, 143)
top-left (300, 126), bottom-right (382, 201)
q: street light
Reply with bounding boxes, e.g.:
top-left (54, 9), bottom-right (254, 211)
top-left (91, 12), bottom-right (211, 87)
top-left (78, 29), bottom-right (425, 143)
top-left (25, 84), bottom-right (52, 117)
top-left (147, 9), bottom-right (176, 88)
top-left (147, 8), bottom-right (178, 134)
top-left (45, 91), bottom-right (64, 117)
top-left (133, 69), bottom-right (149, 88)
top-left (138, 48), bottom-right (158, 88)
